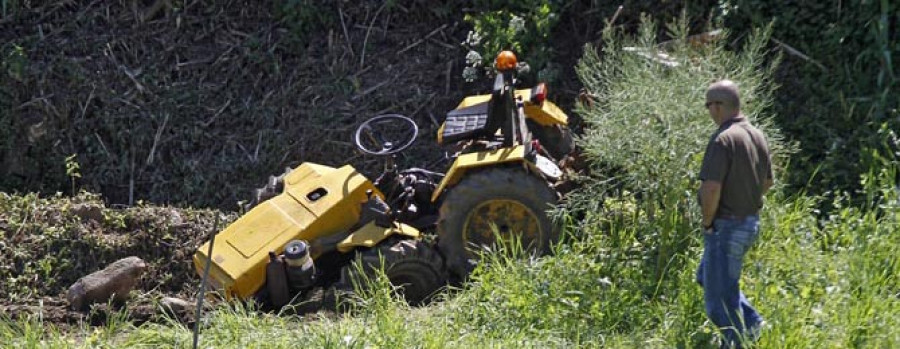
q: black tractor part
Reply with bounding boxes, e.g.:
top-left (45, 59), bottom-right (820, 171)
top-left (336, 238), bottom-right (447, 306)
top-left (265, 251), bottom-right (291, 308)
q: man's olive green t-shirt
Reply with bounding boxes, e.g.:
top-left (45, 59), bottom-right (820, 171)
top-left (699, 115), bottom-right (773, 217)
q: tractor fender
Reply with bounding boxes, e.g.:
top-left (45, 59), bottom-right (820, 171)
top-left (431, 145), bottom-right (557, 202)
top-left (450, 90), bottom-right (569, 127)
top-left (336, 221), bottom-right (421, 253)
top-left (523, 99), bottom-right (568, 127)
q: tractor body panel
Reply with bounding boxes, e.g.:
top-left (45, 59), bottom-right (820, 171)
top-left (523, 99), bottom-right (567, 127)
top-left (336, 221), bottom-right (421, 253)
top-left (193, 163), bottom-right (378, 299)
top-left (431, 145), bottom-right (528, 202)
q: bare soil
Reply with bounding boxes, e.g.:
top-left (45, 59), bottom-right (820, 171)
top-left (0, 1), bottom-right (477, 209)
top-left (0, 192), bottom-right (226, 329)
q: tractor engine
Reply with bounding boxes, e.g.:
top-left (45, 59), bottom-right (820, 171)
top-left (375, 168), bottom-right (442, 229)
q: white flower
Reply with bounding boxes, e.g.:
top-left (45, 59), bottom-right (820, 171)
top-left (465, 50), bottom-right (483, 66)
top-left (462, 66), bottom-right (480, 82)
top-left (463, 30), bottom-right (483, 47)
top-left (509, 15), bottom-right (526, 34)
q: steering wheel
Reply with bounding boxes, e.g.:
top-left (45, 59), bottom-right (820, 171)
top-left (353, 114), bottom-right (419, 156)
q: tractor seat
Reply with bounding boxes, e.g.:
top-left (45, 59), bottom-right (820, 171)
top-left (441, 102), bottom-right (490, 144)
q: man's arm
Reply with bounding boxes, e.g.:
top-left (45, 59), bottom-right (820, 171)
top-left (700, 180), bottom-right (722, 230)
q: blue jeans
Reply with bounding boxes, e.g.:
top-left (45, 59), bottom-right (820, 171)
top-left (696, 216), bottom-right (763, 348)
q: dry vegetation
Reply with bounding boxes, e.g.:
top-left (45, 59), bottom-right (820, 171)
top-left (0, 191), bottom-right (226, 327)
top-left (0, 0), bottom-right (476, 208)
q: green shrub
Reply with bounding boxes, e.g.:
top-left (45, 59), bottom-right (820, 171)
top-left (568, 16), bottom-right (790, 340)
top-left (573, 14), bottom-right (788, 242)
top-left (578, 16), bottom-right (787, 191)
top-left (461, 1), bottom-right (561, 83)
top-left (721, 0), bottom-right (900, 200)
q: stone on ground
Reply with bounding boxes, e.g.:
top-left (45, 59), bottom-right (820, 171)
top-left (66, 256), bottom-right (147, 310)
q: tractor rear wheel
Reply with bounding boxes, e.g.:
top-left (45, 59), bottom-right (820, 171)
top-left (337, 239), bottom-right (446, 305)
top-left (436, 167), bottom-right (559, 279)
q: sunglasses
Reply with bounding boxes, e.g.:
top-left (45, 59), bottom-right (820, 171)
top-left (705, 101), bottom-right (722, 108)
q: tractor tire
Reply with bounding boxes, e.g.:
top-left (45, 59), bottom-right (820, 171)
top-left (436, 167), bottom-right (559, 279)
top-left (243, 167), bottom-right (292, 211)
top-left (528, 121), bottom-right (575, 161)
top-left (337, 238), bottom-right (446, 306)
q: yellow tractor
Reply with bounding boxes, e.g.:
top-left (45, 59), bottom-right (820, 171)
top-left (193, 51), bottom-right (575, 308)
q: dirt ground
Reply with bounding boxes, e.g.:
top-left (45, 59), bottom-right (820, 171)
top-left (0, 191), bottom-right (227, 328)
top-left (0, 1), bottom-right (482, 209)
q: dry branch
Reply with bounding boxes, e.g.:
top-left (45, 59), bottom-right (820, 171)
top-left (146, 113), bottom-right (169, 166)
top-left (772, 38), bottom-right (828, 72)
top-left (606, 5), bottom-right (623, 29)
top-left (352, 79), bottom-right (393, 101)
top-left (398, 24), bottom-right (449, 54)
top-left (338, 6), bottom-right (355, 58)
top-left (360, 2), bottom-right (389, 68)
top-left (78, 87), bottom-right (95, 121)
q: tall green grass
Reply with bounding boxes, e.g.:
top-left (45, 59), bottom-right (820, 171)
top-left (2, 16), bottom-right (899, 349)
top-left (4, 185), bottom-right (896, 348)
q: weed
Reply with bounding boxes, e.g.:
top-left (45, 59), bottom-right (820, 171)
top-left (65, 154), bottom-right (81, 196)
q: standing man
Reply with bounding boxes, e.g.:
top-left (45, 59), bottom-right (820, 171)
top-left (697, 79), bottom-right (773, 348)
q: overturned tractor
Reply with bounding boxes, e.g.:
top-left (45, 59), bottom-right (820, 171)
top-left (193, 51), bottom-right (577, 308)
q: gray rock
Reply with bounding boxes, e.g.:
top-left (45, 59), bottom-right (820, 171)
top-left (69, 203), bottom-right (104, 223)
top-left (67, 256), bottom-right (148, 311)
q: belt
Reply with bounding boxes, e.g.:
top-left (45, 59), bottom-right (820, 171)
top-left (715, 213), bottom-right (755, 221)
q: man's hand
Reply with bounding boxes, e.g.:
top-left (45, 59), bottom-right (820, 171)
top-left (699, 180), bottom-right (722, 232)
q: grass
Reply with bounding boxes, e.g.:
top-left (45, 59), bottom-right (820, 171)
top-left (4, 188), bottom-right (897, 348)
top-left (2, 16), bottom-right (899, 349)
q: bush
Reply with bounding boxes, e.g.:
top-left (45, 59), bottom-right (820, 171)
top-left (570, 14), bottom-right (789, 309)
top-left (573, 14), bottom-right (787, 222)
top-left (721, 0), bottom-right (900, 200)
top-left (461, 0), bottom-right (561, 83)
